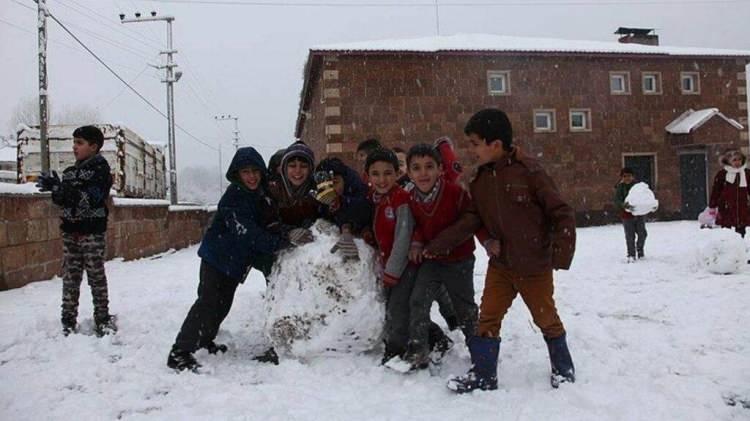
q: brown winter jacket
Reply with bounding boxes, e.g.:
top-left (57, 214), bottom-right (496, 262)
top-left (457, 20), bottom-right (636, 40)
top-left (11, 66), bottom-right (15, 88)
top-left (424, 147), bottom-right (576, 275)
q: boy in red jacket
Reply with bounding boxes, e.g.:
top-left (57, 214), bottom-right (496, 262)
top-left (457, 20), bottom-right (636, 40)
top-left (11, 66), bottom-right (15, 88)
top-left (366, 148), bottom-right (416, 363)
top-left (404, 144), bottom-right (478, 368)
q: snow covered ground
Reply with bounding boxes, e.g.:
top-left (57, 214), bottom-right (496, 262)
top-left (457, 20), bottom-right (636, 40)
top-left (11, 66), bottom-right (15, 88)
top-left (1, 221), bottom-right (748, 420)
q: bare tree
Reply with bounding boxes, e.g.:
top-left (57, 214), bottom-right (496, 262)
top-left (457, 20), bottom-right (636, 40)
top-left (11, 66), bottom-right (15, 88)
top-left (55, 105), bottom-right (102, 126)
top-left (7, 96), bottom-right (46, 131)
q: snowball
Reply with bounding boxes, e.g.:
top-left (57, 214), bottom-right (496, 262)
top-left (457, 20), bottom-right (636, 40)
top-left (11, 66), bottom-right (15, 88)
top-left (625, 182), bottom-right (659, 216)
top-left (264, 220), bottom-right (385, 359)
top-left (697, 228), bottom-right (747, 274)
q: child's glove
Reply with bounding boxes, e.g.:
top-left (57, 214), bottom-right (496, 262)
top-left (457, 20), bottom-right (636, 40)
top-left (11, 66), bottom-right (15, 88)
top-left (311, 170), bottom-right (338, 206)
top-left (287, 227), bottom-right (314, 246)
top-left (330, 230), bottom-right (359, 261)
top-left (36, 171), bottom-right (61, 192)
top-left (381, 273), bottom-right (399, 288)
top-left (624, 202), bottom-right (635, 212)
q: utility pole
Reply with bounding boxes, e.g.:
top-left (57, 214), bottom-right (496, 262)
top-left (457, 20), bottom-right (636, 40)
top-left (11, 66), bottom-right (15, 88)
top-left (121, 11), bottom-right (181, 204)
top-left (214, 115), bottom-right (240, 150)
top-left (38, 0), bottom-right (50, 173)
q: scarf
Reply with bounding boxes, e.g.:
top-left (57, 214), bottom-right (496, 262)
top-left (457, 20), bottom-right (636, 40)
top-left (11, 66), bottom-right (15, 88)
top-left (412, 178), bottom-right (443, 205)
top-left (724, 164), bottom-right (748, 188)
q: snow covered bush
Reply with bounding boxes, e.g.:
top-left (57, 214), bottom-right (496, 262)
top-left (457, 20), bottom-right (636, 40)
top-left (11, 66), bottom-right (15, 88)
top-left (263, 220), bottom-right (384, 359)
top-left (624, 182), bottom-right (659, 216)
top-left (697, 228), bottom-right (747, 274)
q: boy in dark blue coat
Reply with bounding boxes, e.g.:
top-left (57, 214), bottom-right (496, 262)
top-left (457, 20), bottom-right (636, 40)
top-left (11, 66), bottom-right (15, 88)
top-left (167, 147), bottom-right (291, 372)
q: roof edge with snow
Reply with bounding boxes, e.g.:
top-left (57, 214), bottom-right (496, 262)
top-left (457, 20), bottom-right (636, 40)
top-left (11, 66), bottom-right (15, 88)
top-left (665, 108), bottom-right (745, 135)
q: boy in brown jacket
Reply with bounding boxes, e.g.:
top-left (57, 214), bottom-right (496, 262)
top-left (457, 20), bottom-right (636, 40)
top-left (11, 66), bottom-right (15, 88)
top-left (424, 108), bottom-right (577, 393)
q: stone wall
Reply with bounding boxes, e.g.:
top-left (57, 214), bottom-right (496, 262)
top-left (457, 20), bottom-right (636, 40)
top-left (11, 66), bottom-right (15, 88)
top-left (0, 194), bottom-right (214, 290)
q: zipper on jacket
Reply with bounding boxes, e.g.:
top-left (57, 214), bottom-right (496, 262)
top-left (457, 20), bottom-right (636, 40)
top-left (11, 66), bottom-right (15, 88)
top-left (492, 167), bottom-right (512, 267)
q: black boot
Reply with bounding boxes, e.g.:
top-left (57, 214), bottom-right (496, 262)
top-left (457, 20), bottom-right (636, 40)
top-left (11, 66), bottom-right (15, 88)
top-left (94, 315), bottom-right (118, 337)
top-left (253, 347), bottom-right (279, 365)
top-left (447, 336), bottom-right (500, 393)
top-left (167, 346), bottom-right (201, 372)
top-left (545, 333), bottom-right (575, 388)
top-left (62, 318), bottom-right (77, 337)
top-left (202, 341), bottom-right (228, 354)
top-left (428, 325), bottom-right (454, 361)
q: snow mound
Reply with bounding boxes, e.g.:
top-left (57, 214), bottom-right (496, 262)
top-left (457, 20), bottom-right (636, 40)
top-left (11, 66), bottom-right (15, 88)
top-left (264, 219), bottom-right (384, 359)
top-left (625, 182), bottom-right (659, 216)
top-left (697, 228), bottom-right (747, 274)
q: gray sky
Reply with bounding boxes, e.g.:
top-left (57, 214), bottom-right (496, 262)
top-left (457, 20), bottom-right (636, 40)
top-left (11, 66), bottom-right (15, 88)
top-left (1, 0), bottom-right (749, 172)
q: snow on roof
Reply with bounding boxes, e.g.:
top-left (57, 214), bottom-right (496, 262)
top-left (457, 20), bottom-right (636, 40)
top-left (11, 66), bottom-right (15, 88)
top-left (311, 33), bottom-right (750, 57)
top-left (665, 108), bottom-right (745, 134)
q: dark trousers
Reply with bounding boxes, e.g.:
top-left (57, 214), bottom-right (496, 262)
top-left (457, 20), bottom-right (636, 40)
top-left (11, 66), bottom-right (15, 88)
top-left (61, 233), bottom-right (110, 325)
top-left (409, 258), bottom-right (478, 355)
top-left (623, 216), bottom-right (647, 257)
top-left (173, 260), bottom-right (240, 353)
top-left (384, 265), bottom-right (418, 355)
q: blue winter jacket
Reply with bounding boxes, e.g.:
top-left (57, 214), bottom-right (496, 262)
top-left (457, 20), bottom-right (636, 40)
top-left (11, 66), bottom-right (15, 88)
top-left (198, 147), bottom-right (288, 281)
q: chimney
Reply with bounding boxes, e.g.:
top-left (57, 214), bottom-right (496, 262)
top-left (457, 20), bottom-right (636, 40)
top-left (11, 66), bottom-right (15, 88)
top-left (615, 27), bottom-right (659, 46)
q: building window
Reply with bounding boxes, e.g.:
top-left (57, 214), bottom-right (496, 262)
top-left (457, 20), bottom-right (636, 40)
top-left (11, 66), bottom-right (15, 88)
top-left (533, 109), bottom-right (556, 132)
top-left (642, 72), bottom-right (662, 94)
top-left (609, 71), bottom-right (631, 94)
top-left (569, 109), bottom-right (592, 132)
top-left (681, 72), bottom-right (700, 94)
top-left (487, 70), bottom-right (511, 95)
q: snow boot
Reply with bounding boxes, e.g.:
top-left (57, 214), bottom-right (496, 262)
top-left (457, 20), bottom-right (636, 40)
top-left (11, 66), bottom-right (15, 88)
top-left (545, 333), bottom-right (575, 388)
top-left (94, 315), bottom-right (118, 337)
top-left (253, 347), bottom-right (279, 365)
top-left (202, 341), bottom-right (228, 355)
top-left (167, 346), bottom-right (201, 372)
top-left (429, 330), bottom-right (454, 363)
top-left (62, 320), bottom-right (77, 337)
top-left (447, 336), bottom-right (500, 393)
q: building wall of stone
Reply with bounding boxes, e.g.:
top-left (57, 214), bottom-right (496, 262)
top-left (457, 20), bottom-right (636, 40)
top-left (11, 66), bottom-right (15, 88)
top-left (299, 53), bottom-right (749, 223)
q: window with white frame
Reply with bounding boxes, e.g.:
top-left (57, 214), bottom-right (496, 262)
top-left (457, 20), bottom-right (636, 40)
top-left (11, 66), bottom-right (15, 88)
top-left (487, 70), bottom-right (511, 95)
top-left (681, 72), bottom-right (700, 94)
top-left (569, 109), bottom-right (592, 131)
top-left (642, 72), bottom-right (662, 94)
top-left (533, 109), bottom-right (556, 132)
top-left (609, 71), bottom-right (631, 94)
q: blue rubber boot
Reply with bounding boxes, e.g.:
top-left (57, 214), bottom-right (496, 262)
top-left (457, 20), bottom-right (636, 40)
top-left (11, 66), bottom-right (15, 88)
top-left (545, 333), bottom-right (575, 388)
top-left (446, 336), bottom-right (500, 393)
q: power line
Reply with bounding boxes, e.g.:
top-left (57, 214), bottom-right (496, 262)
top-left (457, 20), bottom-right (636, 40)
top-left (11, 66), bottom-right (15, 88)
top-left (52, 0), bottom-right (166, 51)
top-left (46, 9), bottom-right (219, 152)
top-left (143, 0), bottom-right (750, 6)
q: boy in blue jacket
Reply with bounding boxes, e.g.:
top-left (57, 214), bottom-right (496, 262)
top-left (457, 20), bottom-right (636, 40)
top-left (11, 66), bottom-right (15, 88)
top-left (167, 147), bottom-right (295, 372)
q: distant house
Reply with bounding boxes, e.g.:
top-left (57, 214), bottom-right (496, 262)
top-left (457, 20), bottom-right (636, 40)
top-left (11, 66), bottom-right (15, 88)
top-left (295, 30), bottom-right (750, 223)
top-left (16, 124), bottom-right (167, 199)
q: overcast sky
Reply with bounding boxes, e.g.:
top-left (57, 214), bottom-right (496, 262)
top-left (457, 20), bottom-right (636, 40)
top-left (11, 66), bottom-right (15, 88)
top-left (1, 0), bottom-right (749, 173)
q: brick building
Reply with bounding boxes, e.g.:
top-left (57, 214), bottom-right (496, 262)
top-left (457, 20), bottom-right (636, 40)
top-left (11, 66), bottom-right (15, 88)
top-left (295, 32), bottom-right (750, 224)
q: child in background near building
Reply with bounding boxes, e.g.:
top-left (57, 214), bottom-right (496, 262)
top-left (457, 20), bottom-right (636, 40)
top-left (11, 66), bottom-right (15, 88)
top-left (424, 108), bottom-right (577, 393)
top-left (614, 167), bottom-right (648, 262)
top-left (393, 147), bottom-right (409, 187)
top-left (404, 144), bottom-right (478, 369)
top-left (36, 125), bottom-right (116, 337)
top-left (356, 138), bottom-right (382, 182)
top-left (709, 148), bottom-right (750, 238)
top-left (167, 147), bottom-right (300, 372)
